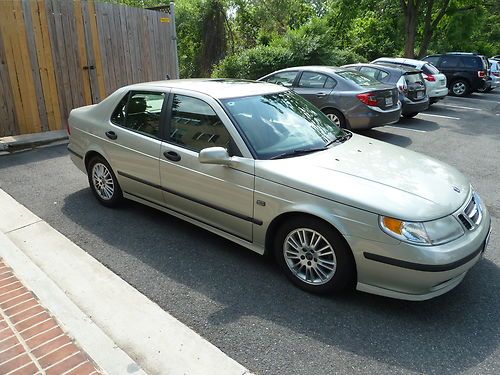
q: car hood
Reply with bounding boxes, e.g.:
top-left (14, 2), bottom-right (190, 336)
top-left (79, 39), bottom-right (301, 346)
top-left (255, 133), bottom-right (470, 221)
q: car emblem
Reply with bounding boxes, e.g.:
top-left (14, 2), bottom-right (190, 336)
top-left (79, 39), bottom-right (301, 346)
top-left (453, 186), bottom-right (461, 193)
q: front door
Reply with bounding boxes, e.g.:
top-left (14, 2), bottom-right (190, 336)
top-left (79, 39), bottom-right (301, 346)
top-left (159, 90), bottom-right (255, 241)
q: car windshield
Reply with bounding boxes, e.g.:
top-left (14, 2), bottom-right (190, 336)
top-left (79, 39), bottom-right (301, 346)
top-left (336, 70), bottom-right (381, 86)
top-left (221, 91), bottom-right (345, 160)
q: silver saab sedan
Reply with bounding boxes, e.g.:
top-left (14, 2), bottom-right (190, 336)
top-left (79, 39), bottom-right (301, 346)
top-left (67, 79), bottom-right (492, 301)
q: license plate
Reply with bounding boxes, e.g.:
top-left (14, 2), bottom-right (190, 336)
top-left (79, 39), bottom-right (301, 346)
top-left (385, 97), bottom-right (393, 106)
top-left (416, 91), bottom-right (424, 99)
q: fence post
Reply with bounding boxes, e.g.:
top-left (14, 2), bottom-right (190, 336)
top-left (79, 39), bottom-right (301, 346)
top-left (169, 1), bottom-right (179, 79)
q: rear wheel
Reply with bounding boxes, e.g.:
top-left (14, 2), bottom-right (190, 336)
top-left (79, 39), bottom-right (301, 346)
top-left (322, 108), bottom-right (347, 129)
top-left (450, 79), bottom-right (470, 97)
top-left (86, 156), bottom-right (122, 207)
top-left (274, 216), bottom-right (355, 294)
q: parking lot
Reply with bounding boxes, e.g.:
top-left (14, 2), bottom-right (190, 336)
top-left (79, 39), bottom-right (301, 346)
top-left (0, 91), bottom-right (498, 375)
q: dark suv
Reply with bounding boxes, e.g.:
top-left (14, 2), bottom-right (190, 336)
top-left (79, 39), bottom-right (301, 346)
top-left (422, 53), bottom-right (489, 96)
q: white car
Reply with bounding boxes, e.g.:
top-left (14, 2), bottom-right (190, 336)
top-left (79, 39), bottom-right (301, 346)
top-left (484, 59), bottom-right (500, 92)
top-left (372, 57), bottom-right (448, 104)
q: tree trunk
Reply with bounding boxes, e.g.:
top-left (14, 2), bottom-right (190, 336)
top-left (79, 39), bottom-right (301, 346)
top-left (401, 0), bottom-right (421, 58)
top-left (417, 0), bottom-right (451, 58)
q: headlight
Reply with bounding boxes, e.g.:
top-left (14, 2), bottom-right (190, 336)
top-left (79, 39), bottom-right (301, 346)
top-left (379, 215), bottom-right (464, 245)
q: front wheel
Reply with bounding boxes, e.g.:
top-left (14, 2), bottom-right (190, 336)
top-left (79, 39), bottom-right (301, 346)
top-left (87, 156), bottom-right (123, 207)
top-left (322, 109), bottom-right (348, 129)
top-left (274, 217), bottom-right (355, 294)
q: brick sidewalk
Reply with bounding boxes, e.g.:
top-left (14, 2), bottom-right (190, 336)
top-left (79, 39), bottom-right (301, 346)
top-left (0, 259), bottom-right (101, 375)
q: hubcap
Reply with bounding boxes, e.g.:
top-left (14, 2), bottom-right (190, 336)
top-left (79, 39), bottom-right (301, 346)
top-left (283, 228), bottom-right (337, 285)
top-left (326, 113), bottom-right (341, 127)
top-left (92, 163), bottom-right (114, 200)
top-left (453, 82), bottom-right (466, 95)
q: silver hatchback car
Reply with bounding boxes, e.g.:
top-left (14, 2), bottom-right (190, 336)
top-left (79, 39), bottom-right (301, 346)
top-left (68, 79), bottom-right (491, 301)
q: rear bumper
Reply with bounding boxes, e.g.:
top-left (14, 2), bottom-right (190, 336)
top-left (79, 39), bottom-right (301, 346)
top-left (346, 102), bottom-right (402, 130)
top-left (402, 97), bottom-right (429, 115)
top-left (428, 87), bottom-right (448, 100)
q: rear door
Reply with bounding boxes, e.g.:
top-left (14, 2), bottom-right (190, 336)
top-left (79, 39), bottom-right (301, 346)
top-left (158, 89), bottom-right (255, 241)
top-left (404, 73), bottom-right (426, 101)
top-left (294, 71), bottom-right (335, 109)
top-left (104, 90), bottom-right (168, 206)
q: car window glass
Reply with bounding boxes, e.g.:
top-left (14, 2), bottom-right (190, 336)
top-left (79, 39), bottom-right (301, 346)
top-left (378, 70), bottom-right (389, 80)
top-left (359, 66), bottom-right (378, 79)
top-left (423, 63), bottom-right (440, 74)
top-left (168, 94), bottom-right (233, 153)
top-left (423, 56), bottom-right (440, 66)
top-left (405, 73), bottom-right (424, 84)
top-left (111, 91), bottom-right (165, 138)
top-left (298, 72), bottom-right (329, 88)
top-left (440, 56), bottom-right (461, 68)
top-left (337, 70), bottom-right (381, 86)
top-left (460, 57), bottom-right (479, 69)
top-left (325, 77), bottom-right (336, 89)
top-left (265, 71), bottom-right (297, 87)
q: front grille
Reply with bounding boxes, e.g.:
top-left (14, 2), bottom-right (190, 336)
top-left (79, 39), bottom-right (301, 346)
top-left (457, 194), bottom-right (482, 231)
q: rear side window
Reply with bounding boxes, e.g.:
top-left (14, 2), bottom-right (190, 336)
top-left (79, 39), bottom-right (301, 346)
top-left (359, 66), bottom-right (389, 81)
top-left (460, 57), bottom-right (481, 69)
top-left (336, 70), bottom-right (381, 86)
top-left (440, 56), bottom-right (462, 68)
top-left (422, 63), bottom-right (440, 74)
top-left (298, 72), bottom-right (334, 88)
top-left (423, 56), bottom-right (440, 66)
top-left (111, 91), bottom-right (166, 138)
top-left (265, 71), bottom-right (298, 87)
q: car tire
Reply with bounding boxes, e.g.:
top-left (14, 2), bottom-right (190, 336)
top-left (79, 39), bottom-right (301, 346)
top-left (322, 109), bottom-right (348, 129)
top-left (87, 155), bottom-right (123, 207)
top-left (450, 79), bottom-right (470, 97)
top-left (402, 112), bottom-right (418, 118)
top-left (274, 216), bottom-right (355, 294)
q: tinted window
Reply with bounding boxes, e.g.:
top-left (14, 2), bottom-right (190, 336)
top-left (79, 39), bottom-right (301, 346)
top-left (337, 70), bottom-right (381, 86)
top-left (298, 72), bottom-right (331, 88)
top-left (440, 56), bottom-right (462, 68)
top-left (423, 56), bottom-right (440, 66)
top-left (265, 71), bottom-right (298, 87)
top-left (460, 57), bottom-right (480, 69)
top-left (405, 73), bottom-right (424, 84)
top-left (422, 63), bottom-right (440, 74)
top-left (359, 66), bottom-right (379, 79)
top-left (168, 94), bottom-right (232, 152)
top-left (111, 91), bottom-right (165, 138)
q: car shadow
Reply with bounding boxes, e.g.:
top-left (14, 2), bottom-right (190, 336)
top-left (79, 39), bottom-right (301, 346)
top-left (62, 189), bottom-right (500, 375)
top-left (357, 129), bottom-right (412, 147)
top-left (0, 143), bottom-right (68, 170)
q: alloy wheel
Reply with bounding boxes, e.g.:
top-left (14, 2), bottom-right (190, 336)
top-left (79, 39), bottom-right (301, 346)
top-left (92, 162), bottom-right (115, 200)
top-left (452, 82), bottom-right (466, 96)
top-left (326, 113), bottom-right (341, 127)
top-left (283, 228), bottom-right (337, 285)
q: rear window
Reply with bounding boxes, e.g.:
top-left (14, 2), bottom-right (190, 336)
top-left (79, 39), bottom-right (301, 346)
top-left (405, 73), bottom-right (424, 84)
top-left (460, 57), bottom-right (482, 69)
top-left (336, 70), bottom-right (381, 86)
top-left (422, 63), bottom-right (440, 74)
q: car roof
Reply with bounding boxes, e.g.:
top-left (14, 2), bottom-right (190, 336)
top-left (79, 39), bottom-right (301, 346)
top-left (265, 66), bottom-right (347, 75)
top-left (344, 63), bottom-right (421, 74)
top-left (125, 79), bottom-right (288, 99)
top-left (373, 57), bottom-right (425, 68)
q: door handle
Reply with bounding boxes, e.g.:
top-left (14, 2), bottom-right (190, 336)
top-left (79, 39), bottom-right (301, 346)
top-left (316, 93), bottom-right (327, 98)
top-left (105, 131), bottom-right (117, 140)
top-left (163, 150), bottom-right (181, 162)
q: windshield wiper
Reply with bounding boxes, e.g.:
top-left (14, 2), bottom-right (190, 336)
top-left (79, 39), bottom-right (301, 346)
top-left (270, 147), bottom-right (327, 160)
top-left (325, 131), bottom-right (352, 146)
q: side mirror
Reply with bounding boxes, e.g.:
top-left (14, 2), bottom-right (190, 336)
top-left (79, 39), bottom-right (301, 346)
top-left (199, 147), bottom-right (231, 165)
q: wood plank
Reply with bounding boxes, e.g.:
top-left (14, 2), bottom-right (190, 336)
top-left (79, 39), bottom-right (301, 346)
top-left (94, 2), bottom-right (111, 95)
top-left (118, 4), bottom-right (132, 84)
top-left (0, 8), bottom-right (18, 137)
top-left (21, 0), bottom-right (49, 132)
top-left (125, 6), bottom-right (139, 84)
top-left (105, 2), bottom-right (119, 91)
top-left (87, 0), bottom-right (106, 100)
top-left (80, 0), bottom-right (98, 103)
top-left (73, 0), bottom-right (92, 106)
top-left (35, 0), bottom-right (62, 131)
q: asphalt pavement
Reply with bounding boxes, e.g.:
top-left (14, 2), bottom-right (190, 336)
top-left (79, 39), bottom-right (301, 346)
top-left (0, 91), bottom-right (499, 375)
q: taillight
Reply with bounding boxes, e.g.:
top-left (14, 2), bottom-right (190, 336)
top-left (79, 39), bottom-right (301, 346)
top-left (356, 92), bottom-right (378, 106)
top-left (422, 73), bottom-right (436, 82)
top-left (478, 70), bottom-right (486, 78)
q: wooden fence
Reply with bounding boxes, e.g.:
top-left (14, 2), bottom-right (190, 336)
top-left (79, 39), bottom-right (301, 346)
top-left (0, 0), bottom-right (178, 137)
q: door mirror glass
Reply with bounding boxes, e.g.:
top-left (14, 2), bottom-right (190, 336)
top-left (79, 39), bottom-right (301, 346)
top-left (199, 147), bottom-right (231, 165)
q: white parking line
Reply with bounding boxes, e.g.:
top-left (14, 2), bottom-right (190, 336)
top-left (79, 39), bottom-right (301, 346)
top-left (418, 113), bottom-right (460, 120)
top-left (447, 98), bottom-right (500, 104)
top-left (385, 125), bottom-right (427, 133)
top-left (436, 104), bottom-right (482, 111)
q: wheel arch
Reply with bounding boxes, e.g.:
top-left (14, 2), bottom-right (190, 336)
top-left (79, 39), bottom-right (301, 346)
top-left (320, 106), bottom-right (349, 128)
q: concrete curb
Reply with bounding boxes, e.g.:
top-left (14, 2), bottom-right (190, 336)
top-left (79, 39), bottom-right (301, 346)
top-left (0, 130), bottom-right (68, 153)
top-left (0, 188), bottom-right (252, 375)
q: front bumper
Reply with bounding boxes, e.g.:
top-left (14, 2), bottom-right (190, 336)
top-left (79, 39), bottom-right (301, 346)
top-left (349, 203), bottom-right (491, 301)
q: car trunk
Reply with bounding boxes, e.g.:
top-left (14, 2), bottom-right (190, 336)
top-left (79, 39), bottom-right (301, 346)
top-left (359, 85), bottom-right (399, 110)
top-left (404, 72), bottom-right (426, 101)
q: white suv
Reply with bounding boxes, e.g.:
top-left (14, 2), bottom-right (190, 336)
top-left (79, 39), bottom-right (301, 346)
top-left (372, 57), bottom-right (448, 104)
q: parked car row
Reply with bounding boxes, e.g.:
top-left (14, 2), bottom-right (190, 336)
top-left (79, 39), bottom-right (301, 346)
top-left (257, 51), bottom-right (497, 130)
